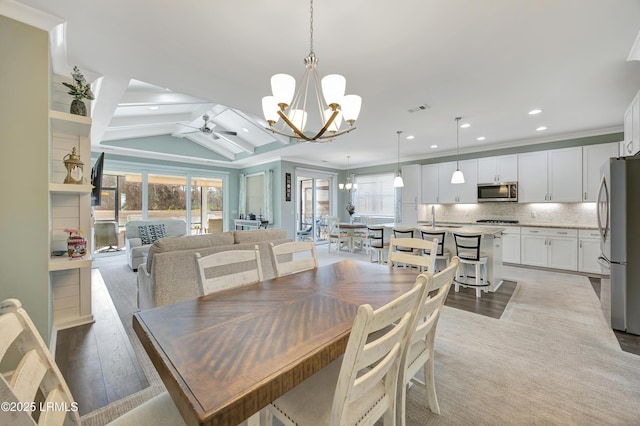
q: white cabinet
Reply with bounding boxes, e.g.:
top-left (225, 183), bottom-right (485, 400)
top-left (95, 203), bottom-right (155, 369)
top-left (49, 109), bottom-right (94, 330)
top-left (582, 142), bottom-right (619, 202)
top-left (477, 154), bottom-right (518, 184)
top-left (518, 147), bottom-right (582, 203)
top-left (520, 227), bottom-right (577, 271)
top-left (401, 203), bottom-right (419, 224)
top-left (502, 227), bottom-right (521, 264)
top-left (420, 164), bottom-right (439, 204)
top-left (437, 159), bottom-right (478, 204)
top-left (578, 229), bottom-right (602, 274)
top-left (400, 164), bottom-right (421, 204)
top-left (623, 90), bottom-right (640, 157)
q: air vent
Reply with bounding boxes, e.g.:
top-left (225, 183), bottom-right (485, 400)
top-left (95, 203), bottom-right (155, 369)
top-left (408, 104), bottom-right (430, 113)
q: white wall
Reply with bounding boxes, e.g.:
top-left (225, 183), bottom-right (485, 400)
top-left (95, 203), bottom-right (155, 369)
top-left (0, 16), bottom-right (51, 341)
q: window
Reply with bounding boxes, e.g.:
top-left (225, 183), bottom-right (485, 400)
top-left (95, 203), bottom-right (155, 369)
top-left (191, 177), bottom-right (223, 233)
top-left (245, 174), bottom-right (265, 218)
top-left (354, 173), bottom-right (395, 216)
top-left (147, 174), bottom-right (187, 222)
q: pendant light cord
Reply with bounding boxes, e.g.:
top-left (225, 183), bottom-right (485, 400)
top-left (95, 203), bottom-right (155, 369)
top-left (455, 117), bottom-right (461, 168)
top-left (397, 130), bottom-right (402, 170)
top-left (309, 0), bottom-right (314, 56)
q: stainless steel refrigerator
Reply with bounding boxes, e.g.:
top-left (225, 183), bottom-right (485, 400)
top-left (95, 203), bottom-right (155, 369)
top-left (598, 155), bottom-right (640, 334)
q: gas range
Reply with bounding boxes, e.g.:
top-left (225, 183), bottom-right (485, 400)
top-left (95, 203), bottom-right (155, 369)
top-left (476, 219), bottom-right (520, 225)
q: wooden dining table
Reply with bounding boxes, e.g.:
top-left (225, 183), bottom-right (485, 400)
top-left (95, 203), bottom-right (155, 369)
top-left (133, 260), bottom-right (420, 426)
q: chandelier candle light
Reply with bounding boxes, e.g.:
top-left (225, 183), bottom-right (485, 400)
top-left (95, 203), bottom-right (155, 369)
top-left (262, 0), bottom-right (361, 142)
top-left (451, 117), bottom-right (465, 184)
top-left (339, 156), bottom-right (357, 192)
top-left (393, 131), bottom-right (404, 188)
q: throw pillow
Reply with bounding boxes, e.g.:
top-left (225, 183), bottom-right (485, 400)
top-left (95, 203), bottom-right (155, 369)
top-left (138, 224), bottom-right (167, 245)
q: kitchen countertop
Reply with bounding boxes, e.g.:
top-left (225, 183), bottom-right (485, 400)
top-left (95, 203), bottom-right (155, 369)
top-left (382, 223), bottom-right (505, 236)
top-left (417, 220), bottom-right (597, 230)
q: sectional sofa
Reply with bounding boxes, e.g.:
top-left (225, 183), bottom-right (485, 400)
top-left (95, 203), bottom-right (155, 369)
top-left (136, 228), bottom-right (290, 310)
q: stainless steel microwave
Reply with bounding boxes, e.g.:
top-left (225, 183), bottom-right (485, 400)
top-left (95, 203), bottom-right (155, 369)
top-left (477, 182), bottom-right (518, 202)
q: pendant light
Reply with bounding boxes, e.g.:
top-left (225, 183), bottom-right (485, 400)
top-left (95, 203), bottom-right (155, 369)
top-left (339, 156), bottom-right (357, 193)
top-left (451, 117), bottom-right (465, 184)
top-left (393, 130), bottom-right (404, 188)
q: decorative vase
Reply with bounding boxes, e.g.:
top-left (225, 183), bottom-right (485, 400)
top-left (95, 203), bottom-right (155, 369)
top-left (70, 99), bottom-right (87, 116)
top-left (67, 235), bottom-right (87, 258)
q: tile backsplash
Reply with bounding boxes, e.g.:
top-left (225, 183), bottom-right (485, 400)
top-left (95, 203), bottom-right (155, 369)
top-left (418, 202), bottom-right (597, 228)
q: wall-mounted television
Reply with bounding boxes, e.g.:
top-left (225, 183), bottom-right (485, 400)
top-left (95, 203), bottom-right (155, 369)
top-left (90, 152), bottom-right (104, 207)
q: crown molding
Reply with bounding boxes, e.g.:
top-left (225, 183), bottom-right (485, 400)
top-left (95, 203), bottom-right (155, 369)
top-left (0, 0), bottom-right (63, 31)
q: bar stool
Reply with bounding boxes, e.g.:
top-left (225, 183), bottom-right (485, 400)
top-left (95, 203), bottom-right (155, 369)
top-left (420, 230), bottom-right (450, 272)
top-left (393, 227), bottom-right (415, 253)
top-left (452, 233), bottom-right (489, 297)
top-left (368, 225), bottom-right (388, 263)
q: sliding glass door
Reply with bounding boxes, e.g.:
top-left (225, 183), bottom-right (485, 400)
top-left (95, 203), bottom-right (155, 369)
top-left (296, 171), bottom-right (333, 243)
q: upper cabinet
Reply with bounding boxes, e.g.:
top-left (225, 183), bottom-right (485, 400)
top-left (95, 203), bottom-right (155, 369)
top-left (400, 164), bottom-right (421, 204)
top-left (477, 154), bottom-right (518, 184)
top-left (518, 147), bottom-right (582, 203)
top-left (623, 90), bottom-right (640, 157)
top-left (420, 164), bottom-right (439, 204)
top-left (437, 159), bottom-right (478, 204)
top-left (582, 142), bottom-right (619, 202)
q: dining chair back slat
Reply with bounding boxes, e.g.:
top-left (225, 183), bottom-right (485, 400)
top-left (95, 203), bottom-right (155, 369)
top-left (195, 246), bottom-right (263, 295)
top-left (388, 237), bottom-right (438, 272)
top-left (270, 241), bottom-right (318, 277)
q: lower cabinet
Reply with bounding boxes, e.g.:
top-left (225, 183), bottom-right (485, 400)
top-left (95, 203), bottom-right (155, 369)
top-left (578, 229), bottom-right (602, 274)
top-left (502, 227), bottom-right (521, 264)
top-left (520, 227), bottom-right (577, 271)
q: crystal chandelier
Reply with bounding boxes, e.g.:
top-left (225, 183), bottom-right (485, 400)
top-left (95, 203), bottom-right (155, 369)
top-left (261, 0), bottom-right (361, 142)
top-left (339, 156), bottom-right (357, 192)
top-left (451, 117), bottom-right (465, 184)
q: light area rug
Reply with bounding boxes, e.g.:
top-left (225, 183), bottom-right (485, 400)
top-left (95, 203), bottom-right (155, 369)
top-left (84, 253), bottom-right (640, 425)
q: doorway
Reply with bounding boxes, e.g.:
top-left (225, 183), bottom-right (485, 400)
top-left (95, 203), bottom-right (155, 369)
top-left (296, 171), bottom-right (334, 243)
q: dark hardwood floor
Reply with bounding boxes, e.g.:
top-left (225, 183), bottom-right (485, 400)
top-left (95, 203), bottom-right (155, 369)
top-left (445, 280), bottom-right (517, 319)
top-left (55, 268), bottom-right (148, 416)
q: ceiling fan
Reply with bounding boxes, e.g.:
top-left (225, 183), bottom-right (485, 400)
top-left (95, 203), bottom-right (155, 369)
top-left (179, 114), bottom-right (237, 140)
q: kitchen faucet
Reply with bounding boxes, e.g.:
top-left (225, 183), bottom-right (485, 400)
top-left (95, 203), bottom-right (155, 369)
top-left (431, 205), bottom-right (436, 229)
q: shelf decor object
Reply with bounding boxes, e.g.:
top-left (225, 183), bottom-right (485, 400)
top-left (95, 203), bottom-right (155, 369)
top-left (62, 66), bottom-right (94, 116)
top-left (261, 0), bottom-right (361, 142)
top-left (63, 147), bottom-right (84, 184)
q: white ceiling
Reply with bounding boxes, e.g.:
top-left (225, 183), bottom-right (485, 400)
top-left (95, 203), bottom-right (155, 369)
top-left (7, 0), bottom-right (640, 170)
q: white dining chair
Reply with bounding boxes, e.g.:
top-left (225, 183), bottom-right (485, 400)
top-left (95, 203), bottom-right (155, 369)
top-left (397, 257), bottom-right (460, 426)
top-left (195, 246), bottom-right (263, 295)
top-left (270, 241), bottom-right (318, 277)
top-left (327, 216), bottom-right (350, 254)
top-left (0, 298), bottom-right (185, 426)
top-left (264, 275), bottom-right (428, 426)
top-left (388, 237), bottom-right (438, 272)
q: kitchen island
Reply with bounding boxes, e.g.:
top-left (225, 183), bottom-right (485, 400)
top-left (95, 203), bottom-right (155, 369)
top-left (383, 223), bottom-right (505, 291)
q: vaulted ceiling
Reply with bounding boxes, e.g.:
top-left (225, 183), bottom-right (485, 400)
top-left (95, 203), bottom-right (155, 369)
top-left (7, 0), bottom-right (640, 170)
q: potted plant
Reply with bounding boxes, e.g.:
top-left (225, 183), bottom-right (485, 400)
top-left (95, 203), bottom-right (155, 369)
top-left (62, 66), bottom-right (94, 116)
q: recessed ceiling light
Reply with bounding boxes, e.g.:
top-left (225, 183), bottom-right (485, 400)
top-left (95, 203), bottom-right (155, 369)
top-left (149, 106), bottom-right (159, 110)
top-left (406, 135), bottom-right (415, 140)
top-left (460, 123), bottom-right (471, 128)
top-left (477, 136), bottom-right (486, 141)
top-left (430, 144), bottom-right (438, 149)
top-left (242, 127), bottom-right (249, 132)
top-left (529, 109), bottom-right (542, 115)
top-left (536, 126), bottom-right (547, 131)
